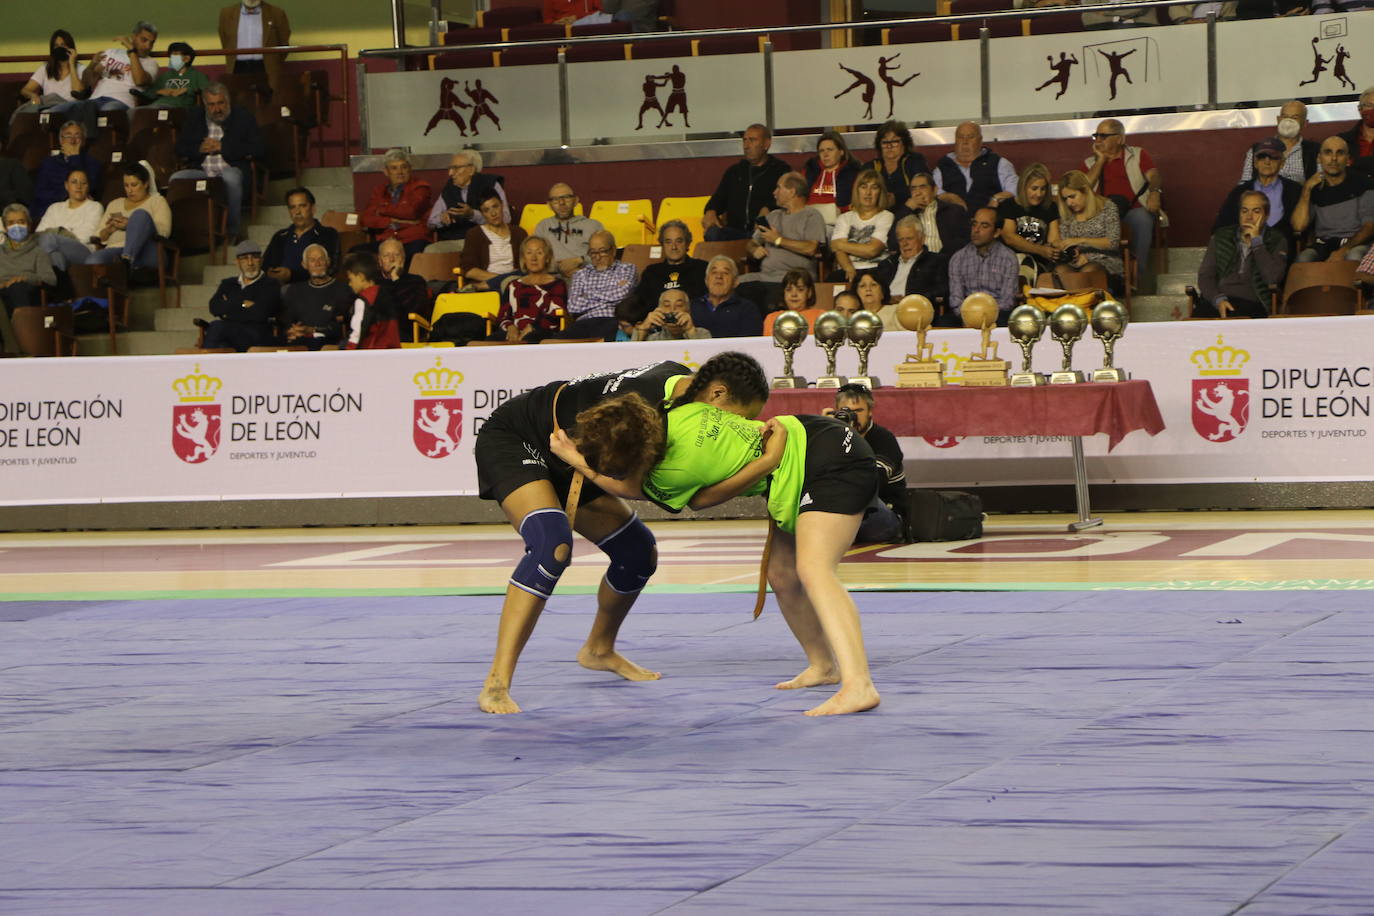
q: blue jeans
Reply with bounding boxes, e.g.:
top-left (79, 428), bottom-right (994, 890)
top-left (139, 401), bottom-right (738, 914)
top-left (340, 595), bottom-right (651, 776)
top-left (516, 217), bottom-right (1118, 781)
top-left (37, 232), bottom-right (94, 272)
top-left (88, 208), bottom-right (158, 270)
top-left (171, 166), bottom-right (245, 237)
top-left (1123, 205), bottom-right (1156, 271)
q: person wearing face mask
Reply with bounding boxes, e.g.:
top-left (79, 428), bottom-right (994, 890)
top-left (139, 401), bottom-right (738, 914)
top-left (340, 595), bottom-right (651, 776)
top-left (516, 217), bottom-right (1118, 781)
top-left (35, 170), bottom-right (105, 272)
top-left (218, 0), bottom-right (292, 92)
top-left (12, 30), bottom-right (84, 122)
top-left (140, 42), bottom-right (209, 109)
top-left (0, 204), bottom-right (57, 349)
top-left (1241, 101), bottom-right (1318, 184)
top-left (52, 22), bottom-right (159, 135)
top-left (197, 240), bottom-right (283, 351)
top-left (32, 122), bottom-right (103, 218)
top-left (1338, 87), bottom-right (1374, 181)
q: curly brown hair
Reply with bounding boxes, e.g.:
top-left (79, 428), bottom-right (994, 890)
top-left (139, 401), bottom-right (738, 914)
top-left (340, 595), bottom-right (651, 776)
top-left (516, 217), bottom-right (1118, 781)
top-left (572, 392), bottom-right (665, 483)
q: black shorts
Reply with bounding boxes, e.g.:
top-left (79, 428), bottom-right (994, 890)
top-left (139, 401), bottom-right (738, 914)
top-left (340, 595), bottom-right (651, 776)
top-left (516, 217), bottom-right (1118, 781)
top-left (475, 394), bottom-right (606, 506)
top-left (796, 415), bottom-right (878, 518)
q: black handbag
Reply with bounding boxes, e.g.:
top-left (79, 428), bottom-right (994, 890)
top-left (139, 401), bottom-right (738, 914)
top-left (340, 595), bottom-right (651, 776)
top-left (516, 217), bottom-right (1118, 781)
top-left (904, 489), bottom-right (984, 542)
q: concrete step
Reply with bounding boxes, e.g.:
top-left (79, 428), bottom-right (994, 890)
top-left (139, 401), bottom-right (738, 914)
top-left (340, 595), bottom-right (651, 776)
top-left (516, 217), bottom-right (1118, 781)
top-left (155, 303), bottom-right (213, 332)
top-left (1130, 294), bottom-right (1190, 322)
top-left (1155, 273), bottom-right (1195, 296)
top-left (202, 264), bottom-right (240, 284)
top-left (77, 329), bottom-right (197, 356)
top-left (1163, 246), bottom-right (1206, 275)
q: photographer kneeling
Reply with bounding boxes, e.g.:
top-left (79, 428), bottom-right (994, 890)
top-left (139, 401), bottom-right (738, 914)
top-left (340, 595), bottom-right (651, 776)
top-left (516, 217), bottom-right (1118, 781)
top-left (828, 383), bottom-right (907, 543)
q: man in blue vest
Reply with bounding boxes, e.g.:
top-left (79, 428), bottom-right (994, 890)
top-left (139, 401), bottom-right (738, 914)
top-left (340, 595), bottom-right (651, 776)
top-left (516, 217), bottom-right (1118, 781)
top-left (934, 122), bottom-right (1018, 215)
top-left (425, 149), bottom-right (507, 254)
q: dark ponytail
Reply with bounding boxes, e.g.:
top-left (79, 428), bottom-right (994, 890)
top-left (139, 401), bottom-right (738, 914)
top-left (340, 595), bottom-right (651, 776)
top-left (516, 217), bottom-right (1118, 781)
top-left (671, 351), bottom-right (769, 410)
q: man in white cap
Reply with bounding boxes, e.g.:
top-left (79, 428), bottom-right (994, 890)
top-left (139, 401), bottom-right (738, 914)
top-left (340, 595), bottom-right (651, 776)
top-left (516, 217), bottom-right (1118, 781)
top-left (196, 239), bottom-right (282, 350)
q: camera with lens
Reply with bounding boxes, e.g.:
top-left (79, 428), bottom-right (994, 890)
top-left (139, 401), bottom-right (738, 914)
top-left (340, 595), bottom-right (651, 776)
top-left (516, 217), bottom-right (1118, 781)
top-left (663, 312), bottom-right (679, 324)
top-left (832, 406), bottom-right (860, 429)
top-left (1056, 245), bottom-right (1081, 265)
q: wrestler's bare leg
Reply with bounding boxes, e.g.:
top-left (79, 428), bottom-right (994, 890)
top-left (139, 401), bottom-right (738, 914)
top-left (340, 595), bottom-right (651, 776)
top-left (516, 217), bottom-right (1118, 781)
top-left (479, 480), bottom-right (564, 714)
top-left (575, 494), bottom-right (661, 681)
top-left (794, 511), bottom-right (880, 716)
top-left (766, 521), bottom-right (839, 689)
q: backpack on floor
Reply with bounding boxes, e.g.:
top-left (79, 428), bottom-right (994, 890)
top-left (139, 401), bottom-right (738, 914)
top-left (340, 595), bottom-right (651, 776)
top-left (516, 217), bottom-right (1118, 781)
top-left (905, 489), bottom-right (984, 542)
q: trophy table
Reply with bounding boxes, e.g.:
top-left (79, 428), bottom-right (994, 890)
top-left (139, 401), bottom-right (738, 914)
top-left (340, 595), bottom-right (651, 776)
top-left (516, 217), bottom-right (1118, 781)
top-left (771, 310), bottom-right (809, 389)
top-left (960, 293), bottom-right (1010, 387)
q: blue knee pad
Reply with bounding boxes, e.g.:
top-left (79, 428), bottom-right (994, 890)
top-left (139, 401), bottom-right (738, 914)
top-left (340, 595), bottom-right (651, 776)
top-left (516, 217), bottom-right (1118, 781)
top-left (511, 508), bottom-right (573, 599)
top-left (598, 514), bottom-right (657, 594)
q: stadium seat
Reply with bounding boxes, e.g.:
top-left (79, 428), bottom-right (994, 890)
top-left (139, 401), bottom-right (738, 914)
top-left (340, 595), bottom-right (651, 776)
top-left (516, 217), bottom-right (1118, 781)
top-left (589, 199), bottom-right (653, 247)
top-left (1280, 261), bottom-right (1362, 316)
top-left (519, 201), bottom-right (583, 236)
top-left (656, 196), bottom-right (710, 246)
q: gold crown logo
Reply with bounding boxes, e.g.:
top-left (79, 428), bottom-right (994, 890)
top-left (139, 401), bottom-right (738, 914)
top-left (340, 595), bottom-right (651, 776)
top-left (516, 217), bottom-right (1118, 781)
top-left (172, 365), bottom-right (223, 403)
top-left (934, 342), bottom-right (969, 383)
top-left (1191, 334), bottom-right (1251, 376)
top-left (414, 357), bottom-right (464, 397)
top-left (680, 351), bottom-right (700, 371)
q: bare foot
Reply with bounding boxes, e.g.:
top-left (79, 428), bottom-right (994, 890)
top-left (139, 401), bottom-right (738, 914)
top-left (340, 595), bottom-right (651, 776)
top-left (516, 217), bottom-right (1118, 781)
top-left (478, 677), bottom-right (522, 714)
top-left (774, 665), bottom-right (839, 690)
top-left (577, 646), bottom-right (662, 681)
top-left (804, 684), bottom-right (881, 717)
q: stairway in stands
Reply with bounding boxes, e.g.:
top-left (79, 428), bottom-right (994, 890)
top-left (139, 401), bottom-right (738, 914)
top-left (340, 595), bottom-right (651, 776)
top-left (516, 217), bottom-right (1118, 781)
top-left (1131, 246), bottom-right (1203, 323)
top-left (77, 166), bottom-right (356, 356)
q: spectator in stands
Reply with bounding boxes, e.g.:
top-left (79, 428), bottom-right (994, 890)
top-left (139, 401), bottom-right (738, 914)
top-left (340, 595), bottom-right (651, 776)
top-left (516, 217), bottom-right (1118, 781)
top-left (627, 288), bottom-right (708, 341)
top-left (557, 229), bottom-right (635, 340)
top-left (90, 161), bottom-right (170, 272)
top-left (1340, 88), bottom-right (1374, 180)
top-left (281, 243), bottom-right (350, 348)
top-left (544, 0), bottom-right (603, 25)
top-left (1054, 170), bottom-right (1123, 293)
top-left (533, 182), bottom-right (603, 278)
top-left (218, 0), bottom-right (292, 92)
top-left (343, 251), bottom-right (402, 349)
top-left (492, 236), bottom-right (565, 343)
top-left (13, 30), bottom-right (84, 120)
top-left (1292, 136), bottom-right (1374, 263)
top-left (1357, 246), bottom-right (1374, 289)
top-left (997, 162), bottom-right (1061, 287)
top-left (948, 207), bottom-right (1019, 326)
top-left (1240, 101), bottom-right (1318, 184)
top-left (848, 270), bottom-right (891, 317)
top-left (738, 171), bottom-right (827, 309)
top-left (830, 170), bottom-right (893, 282)
top-left (35, 170), bottom-right (103, 271)
top-left (0, 153), bottom-right (35, 213)
top-left (780, 268), bottom-right (816, 313)
top-left (0, 204), bottom-right (56, 319)
top-left (200, 239), bottom-right (281, 351)
top-left (1082, 0), bottom-right (1155, 29)
top-left (1195, 190), bottom-right (1287, 320)
top-left (1083, 119), bottom-right (1161, 270)
top-left (54, 22), bottom-right (159, 134)
top-left (869, 120), bottom-right (929, 206)
top-left (875, 216), bottom-right (948, 328)
top-left (602, 0), bottom-right (659, 31)
top-left (624, 219), bottom-right (706, 317)
top-left (702, 124), bottom-right (790, 242)
top-left (935, 122), bottom-right (1017, 214)
top-left (889, 171), bottom-right (968, 256)
top-left (832, 289), bottom-right (862, 320)
top-left (378, 238), bottom-right (431, 338)
top-left (691, 255), bottom-right (762, 338)
top-left (426, 149), bottom-right (508, 254)
top-left (1236, 0), bottom-right (1307, 16)
top-left (804, 130), bottom-right (862, 227)
top-left (1215, 138), bottom-right (1302, 242)
top-left (828, 383), bottom-right (906, 544)
top-left (264, 187), bottom-right (340, 284)
top-left (173, 83), bottom-right (265, 244)
top-left (359, 149), bottom-right (434, 262)
top-left (33, 122), bottom-right (102, 218)
top-left (140, 42), bottom-right (209, 109)
top-left (460, 194), bottom-right (527, 292)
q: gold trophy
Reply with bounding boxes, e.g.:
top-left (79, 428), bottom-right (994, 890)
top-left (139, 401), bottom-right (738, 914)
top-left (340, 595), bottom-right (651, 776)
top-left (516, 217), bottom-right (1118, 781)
top-left (814, 310), bottom-right (849, 388)
top-left (959, 293), bottom-right (1009, 387)
top-left (893, 295), bottom-right (944, 388)
top-left (846, 310), bottom-right (883, 389)
top-left (1090, 300), bottom-right (1130, 382)
top-left (1048, 303), bottom-right (1089, 384)
top-left (1007, 305), bottom-right (1048, 387)
top-left (771, 310), bottom-right (809, 389)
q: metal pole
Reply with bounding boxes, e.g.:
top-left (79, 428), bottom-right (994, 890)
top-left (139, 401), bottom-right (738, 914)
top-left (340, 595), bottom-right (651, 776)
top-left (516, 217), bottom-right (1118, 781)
top-left (763, 39), bottom-right (775, 133)
top-left (391, 0), bottom-right (407, 48)
top-left (429, 0), bottom-right (442, 47)
top-left (979, 27), bottom-right (991, 124)
top-left (1205, 12), bottom-right (1218, 110)
top-left (558, 47), bottom-right (571, 148)
top-left (1068, 437), bottom-right (1103, 531)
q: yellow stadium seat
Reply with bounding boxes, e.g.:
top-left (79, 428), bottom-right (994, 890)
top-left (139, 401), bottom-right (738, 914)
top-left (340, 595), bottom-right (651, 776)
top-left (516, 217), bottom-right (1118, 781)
top-left (656, 196), bottom-right (710, 247)
top-left (589, 199), bottom-right (654, 247)
top-left (412, 291), bottom-right (501, 343)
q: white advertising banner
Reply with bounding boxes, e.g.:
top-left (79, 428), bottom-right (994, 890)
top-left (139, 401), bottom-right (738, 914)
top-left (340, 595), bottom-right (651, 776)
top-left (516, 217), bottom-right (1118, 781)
top-left (566, 56), bottom-right (765, 142)
top-left (0, 316), bottom-right (1371, 507)
top-left (989, 25), bottom-right (1209, 121)
top-left (1216, 14), bottom-right (1371, 108)
top-left (365, 66), bottom-right (560, 153)
top-left (773, 43), bottom-right (980, 130)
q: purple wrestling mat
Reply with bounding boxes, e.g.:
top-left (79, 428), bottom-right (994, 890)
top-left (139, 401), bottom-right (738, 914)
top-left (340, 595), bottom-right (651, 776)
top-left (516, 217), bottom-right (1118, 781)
top-left (2, 591), bottom-right (1373, 914)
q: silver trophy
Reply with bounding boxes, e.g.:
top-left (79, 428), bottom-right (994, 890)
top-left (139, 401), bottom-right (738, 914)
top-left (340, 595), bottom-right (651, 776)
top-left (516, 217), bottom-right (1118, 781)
top-left (814, 310), bottom-right (850, 388)
top-left (1048, 303), bottom-right (1089, 384)
top-left (846, 310), bottom-right (883, 389)
top-left (771, 310), bottom-right (809, 388)
top-left (1090, 300), bottom-right (1130, 382)
top-left (1007, 305), bottom-right (1048, 387)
